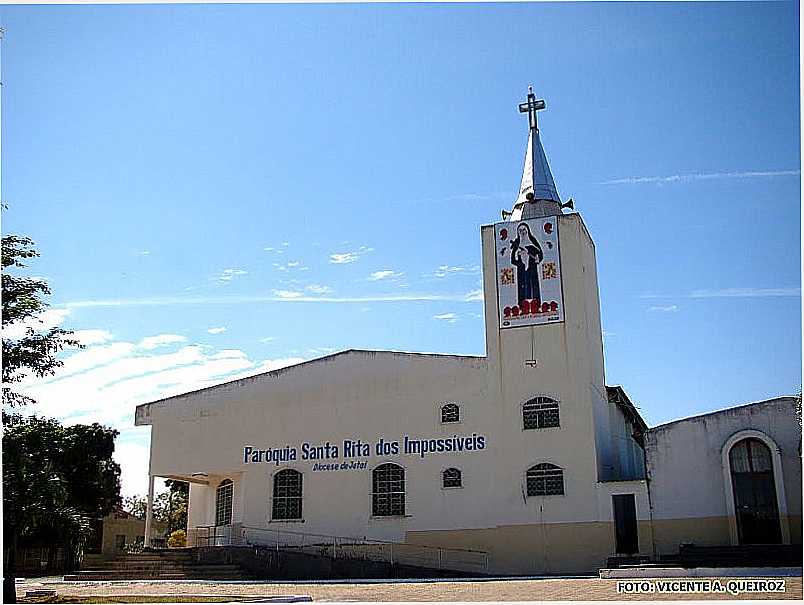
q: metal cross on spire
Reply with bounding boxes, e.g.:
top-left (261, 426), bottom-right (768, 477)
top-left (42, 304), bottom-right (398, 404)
top-left (518, 86), bottom-right (546, 131)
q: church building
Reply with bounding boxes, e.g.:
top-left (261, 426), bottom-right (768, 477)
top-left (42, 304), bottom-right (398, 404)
top-left (135, 89), bottom-right (801, 575)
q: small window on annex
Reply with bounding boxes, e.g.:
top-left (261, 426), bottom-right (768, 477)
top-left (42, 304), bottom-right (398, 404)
top-left (442, 468), bottom-right (462, 488)
top-left (523, 396), bottom-right (560, 430)
top-left (372, 463), bottom-right (405, 517)
top-left (272, 469), bottom-right (303, 521)
top-left (526, 463), bottom-right (564, 496)
top-left (215, 479), bottom-right (234, 526)
top-left (441, 403), bottom-right (460, 423)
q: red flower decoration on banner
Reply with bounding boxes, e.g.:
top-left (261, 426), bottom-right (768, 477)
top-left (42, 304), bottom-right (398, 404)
top-left (544, 222), bottom-right (553, 234)
top-left (500, 228), bottom-right (508, 241)
top-left (541, 302), bottom-right (550, 313)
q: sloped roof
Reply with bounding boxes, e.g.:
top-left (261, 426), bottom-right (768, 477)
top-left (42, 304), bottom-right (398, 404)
top-left (135, 348), bottom-right (486, 416)
top-left (648, 395), bottom-right (799, 432)
top-left (606, 385), bottom-right (649, 434)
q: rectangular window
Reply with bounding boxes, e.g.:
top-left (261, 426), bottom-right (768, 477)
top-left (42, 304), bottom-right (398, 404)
top-left (372, 464), bottom-right (405, 516)
top-left (272, 470), bottom-right (303, 520)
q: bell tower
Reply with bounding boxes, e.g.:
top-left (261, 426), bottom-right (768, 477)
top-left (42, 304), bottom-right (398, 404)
top-left (481, 88), bottom-right (616, 487)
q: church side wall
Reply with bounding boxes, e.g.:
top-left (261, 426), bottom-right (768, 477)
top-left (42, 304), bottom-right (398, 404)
top-left (645, 398), bottom-right (802, 555)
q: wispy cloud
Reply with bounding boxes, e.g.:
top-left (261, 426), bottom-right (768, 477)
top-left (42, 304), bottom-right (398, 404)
top-left (138, 334), bottom-right (188, 350)
top-left (641, 287), bottom-right (801, 300)
top-left (599, 169), bottom-right (800, 186)
top-left (648, 305), bottom-right (679, 313)
top-left (305, 284), bottom-right (333, 294)
top-left (272, 289), bottom-right (304, 299)
top-left (368, 270), bottom-right (404, 281)
top-left (207, 326), bottom-right (227, 334)
top-left (2, 308), bottom-right (72, 340)
top-left (272, 260), bottom-right (308, 272)
top-left (72, 329), bottom-right (114, 346)
top-left (61, 291), bottom-right (485, 308)
top-left (214, 268), bottom-right (248, 284)
top-left (428, 265), bottom-right (481, 278)
top-left (689, 287), bottom-right (801, 299)
top-left (329, 246), bottom-right (373, 264)
top-left (433, 313), bottom-right (458, 323)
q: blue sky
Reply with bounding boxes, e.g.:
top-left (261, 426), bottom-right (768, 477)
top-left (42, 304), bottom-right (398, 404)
top-left (2, 2), bottom-right (800, 496)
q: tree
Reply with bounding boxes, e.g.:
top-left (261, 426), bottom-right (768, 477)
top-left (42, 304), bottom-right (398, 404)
top-left (122, 480), bottom-right (189, 535)
top-left (122, 494), bottom-right (148, 520)
top-left (3, 417), bottom-right (121, 600)
top-left (2, 234), bottom-right (97, 603)
top-left (163, 479), bottom-right (189, 534)
top-left (2, 235), bottom-right (79, 409)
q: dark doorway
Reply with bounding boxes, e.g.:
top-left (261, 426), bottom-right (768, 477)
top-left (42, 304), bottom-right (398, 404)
top-left (612, 494), bottom-right (638, 554)
top-left (729, 438), bottom-right (782, 545)
top-left (86, 519), bottom-right (103, 554)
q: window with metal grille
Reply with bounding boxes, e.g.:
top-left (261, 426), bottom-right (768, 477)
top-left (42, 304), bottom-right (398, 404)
top-left (215, 479), bottom-right (233, 526)
top-left (372, 463), bottom-right (405, 516)
top-left (441, 403), bottom-right (460, 423)
top-left (442, 468), bottom-right (462, 488)
top-left (522, 396), bottom-right (560, 430)
top-left (526, 463), bottom-right (564, 496)
top-left (272, 469), bottom-right (303, 520)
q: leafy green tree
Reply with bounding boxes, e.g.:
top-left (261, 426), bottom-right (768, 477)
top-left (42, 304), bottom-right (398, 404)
top-left (123, 480), bottom-right (189, 535)
top-left (2, 234), bottom-right (99, 602)
top-left (163, 479), bottom-right (189, 534)
top-left (123, 494), bottom-right (148, 520)
top-left (3, 417), bottom-right (121, 599)
top-left (2, 235), bottom-right (79, 409)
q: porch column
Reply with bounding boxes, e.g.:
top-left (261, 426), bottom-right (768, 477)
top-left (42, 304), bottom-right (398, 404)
top-left (144, 474), bottom-right (155, 547)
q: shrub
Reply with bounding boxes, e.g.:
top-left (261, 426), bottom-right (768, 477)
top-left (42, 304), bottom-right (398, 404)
top-left (167, 529), bottom-right (186, 548)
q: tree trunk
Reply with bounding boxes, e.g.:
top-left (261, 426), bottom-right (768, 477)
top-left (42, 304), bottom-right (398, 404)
top-left (3, 531), bottom-right (18, 604)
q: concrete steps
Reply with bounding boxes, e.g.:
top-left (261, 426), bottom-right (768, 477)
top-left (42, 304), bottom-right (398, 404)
top-left (66, 550), bottom-right (248, 581)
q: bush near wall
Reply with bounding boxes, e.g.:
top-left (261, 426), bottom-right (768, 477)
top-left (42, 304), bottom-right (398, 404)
top-left (167, 529), bottom-right (186, 548)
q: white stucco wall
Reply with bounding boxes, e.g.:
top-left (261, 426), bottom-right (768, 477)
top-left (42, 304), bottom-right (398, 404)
top-left (645, 397), bottom-right (802, 551)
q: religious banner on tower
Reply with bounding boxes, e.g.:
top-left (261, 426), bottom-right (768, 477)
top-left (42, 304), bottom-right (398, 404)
top-left (494, 218), bottom-right (564, 328)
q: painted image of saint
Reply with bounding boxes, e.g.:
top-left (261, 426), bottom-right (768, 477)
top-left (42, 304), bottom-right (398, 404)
top-left (510, 222), bottom-right (544, 305)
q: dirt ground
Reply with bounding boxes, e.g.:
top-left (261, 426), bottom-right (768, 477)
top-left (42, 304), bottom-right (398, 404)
top-left (16, 575), bottom-right (803, 602)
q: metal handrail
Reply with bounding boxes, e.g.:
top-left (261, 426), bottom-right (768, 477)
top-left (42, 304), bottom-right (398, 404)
top-left (236, 524), bottom-right (489, 573)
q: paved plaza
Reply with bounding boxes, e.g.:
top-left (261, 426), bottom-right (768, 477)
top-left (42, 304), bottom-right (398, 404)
top-left (16, 575), bottom-right (804, 602)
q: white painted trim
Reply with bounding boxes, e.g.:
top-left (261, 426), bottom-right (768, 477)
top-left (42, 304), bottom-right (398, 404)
top-left (720, 430), bottom-right (790, 545)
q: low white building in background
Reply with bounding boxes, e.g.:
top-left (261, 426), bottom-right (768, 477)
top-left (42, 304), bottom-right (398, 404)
top-left (646, 397), bottom-right (801, 556)
top-left (134, 90), bottom-right (802, 575)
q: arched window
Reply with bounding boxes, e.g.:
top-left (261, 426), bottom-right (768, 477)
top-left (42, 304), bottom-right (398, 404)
top-left (215, 479), bottom-right (233, 526)
top-left (523, 396), bottom-right (560, 430)
top-left (272, 469), bottom-right (303, 521)
top-left (526, 463), bottom-right (564, 496)
top-left (441, 403), bottom-right (460, 423)
top-left (729, 438), bottom-right (781, 544)
top-left (372, 463), bottom-right (405, 517)
top-left (442, 468), bottom-right (462, 488)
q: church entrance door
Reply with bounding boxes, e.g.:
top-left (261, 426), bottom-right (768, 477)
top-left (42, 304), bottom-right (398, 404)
top-left (729, 438), bottom-right (781, 545)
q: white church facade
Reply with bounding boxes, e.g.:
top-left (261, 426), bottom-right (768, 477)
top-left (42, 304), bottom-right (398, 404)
top-left (135, 90), bottom-right (801, 575)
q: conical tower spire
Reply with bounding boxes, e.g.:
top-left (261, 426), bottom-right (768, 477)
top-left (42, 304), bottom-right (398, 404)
top-left (506, 87), bottom-right (563, 221)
